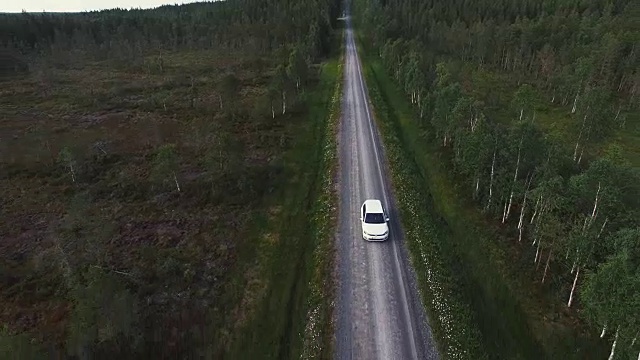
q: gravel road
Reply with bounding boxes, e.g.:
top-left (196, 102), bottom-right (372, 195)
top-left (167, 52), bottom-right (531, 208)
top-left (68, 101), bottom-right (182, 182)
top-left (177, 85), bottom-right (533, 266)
top-left (333, 10), bottom-right (440, 360)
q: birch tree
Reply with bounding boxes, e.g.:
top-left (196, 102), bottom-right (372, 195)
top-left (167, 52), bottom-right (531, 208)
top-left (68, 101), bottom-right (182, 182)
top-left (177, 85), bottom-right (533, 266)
top-left (380, 38), bottom-right (406, 82)
top-left (504, 122), bottom-right (547, 222)
top-left (565, 157), bottom-right (628, 308)
top-left (59, 147), bottom-right (78, 184)
top-left (402, 51), bottom-right (422, 105)
top-left (582, 228), bottom-right (640, 360)
top-left (511, 84), bottom-right (537, 122)
top-left (204, 130), bottom-right (242, 179)
top-left (151, 143), bottom-right (181, 193)
top-left (452, 102), bottom-right (492, 200)
top-left (537, 209), bottom-right (564, 283)
top-left (571, 57), bottom-right (594, 114)
top-left (536, 44), bottom-right (555, 85)
top-left (432, 83), bottom-right (462, 146)
top-left (286, 46), bottom-right (308, 92)
top-left (573, 85), bottom-right (614, 163)
top-left (273, 64), bottom-right (290, 115)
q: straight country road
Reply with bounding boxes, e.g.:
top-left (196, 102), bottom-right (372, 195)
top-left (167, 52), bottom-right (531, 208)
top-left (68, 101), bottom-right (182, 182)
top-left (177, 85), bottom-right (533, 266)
top-left (333, 7), bottom-right (440, 360)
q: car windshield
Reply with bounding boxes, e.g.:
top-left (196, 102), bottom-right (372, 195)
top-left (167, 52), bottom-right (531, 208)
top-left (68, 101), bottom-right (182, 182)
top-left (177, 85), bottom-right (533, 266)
top-left (364, 212), bottom-right (385, 224)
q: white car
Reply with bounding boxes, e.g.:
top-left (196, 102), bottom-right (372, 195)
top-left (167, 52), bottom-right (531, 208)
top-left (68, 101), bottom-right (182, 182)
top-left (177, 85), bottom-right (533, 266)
top-left (360, 199), bottom-right (390, 241)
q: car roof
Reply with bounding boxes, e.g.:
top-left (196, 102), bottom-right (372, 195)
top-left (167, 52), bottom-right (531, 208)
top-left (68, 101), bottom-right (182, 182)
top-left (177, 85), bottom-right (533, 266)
top-left (363, 199), bottom-right (383, 212)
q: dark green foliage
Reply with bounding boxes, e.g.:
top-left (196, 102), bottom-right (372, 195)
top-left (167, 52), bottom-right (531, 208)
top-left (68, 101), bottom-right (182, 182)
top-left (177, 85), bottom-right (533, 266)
top-left (581, 228), bottom-right (640, 358)
top-left (354, 0), bottom-right (639, 357)
top-left (66, 267), bottom-right (141, 358)
top-left (0, 48), bottom-right (28, 77)
top-left (287, 46), bottom-right (309, 91)
top-left (0, 326), bottom-right (47, 360)
top-left (0, 0), bottom-right (339, 64)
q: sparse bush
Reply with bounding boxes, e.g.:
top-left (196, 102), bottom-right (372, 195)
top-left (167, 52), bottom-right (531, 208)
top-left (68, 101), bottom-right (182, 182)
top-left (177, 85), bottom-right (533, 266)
top-left (0, 326), bottom-right (46, 360)
top-left (150, 143), bottom-right (181, 193)
top-left (58, 147), bottom-right (78, 184)
top-left (66, 267), bottom-right (141, 357)
top-left (0, 48), bottom-right (28, 78)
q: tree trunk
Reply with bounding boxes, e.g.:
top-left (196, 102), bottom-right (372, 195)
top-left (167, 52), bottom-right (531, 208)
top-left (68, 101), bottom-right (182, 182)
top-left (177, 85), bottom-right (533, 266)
top-left (567, 266), bottom-right (579, 307)
top-left (591, 182), bottom-right (601, 220)
top-left (518, 190), bottom-right (530, 242)
top-left (487, 147), bottom-right (496, 210)
top-left (608, 327), bottom-right (619, 360)
top-left (506, 140), bottom-right (522, 221)
top-left (271, 104), bottom-right (275, 119)
top-left (474, 176), bottom-right (480, 198)
top-left (617, 76), bottom-right (625, 92)
top-left (577, 148), bottom-right (584, 165)
top-left (282, 91), bottom-right (286, 115)
top-left (530, 196), bottom-right (541, 224)
top-left (502, 197), bottom-right (509, 223)
top-left (69, 163), bottom-right (76, 183)
top-left (573, 115), bottom-right (587, 162)
top-left (542, 249), bottom-right (552, 283)
top-left (600, 324), bottom-right (607, 338)
top-left (519, 226), bottom-right (523, 243)
top-left (219, 95), bottom-right (223, 109)
top-left (573, 141), bottom-right (580, 162)
top-left (173, 173), bottom-right (181, 192)
top-left (571, 89), bottom-right (580, 113)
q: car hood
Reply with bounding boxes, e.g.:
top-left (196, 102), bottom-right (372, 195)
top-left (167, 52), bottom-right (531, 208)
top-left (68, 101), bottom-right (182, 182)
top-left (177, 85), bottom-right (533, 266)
top-left (362, 222), bottom-right (388, 235)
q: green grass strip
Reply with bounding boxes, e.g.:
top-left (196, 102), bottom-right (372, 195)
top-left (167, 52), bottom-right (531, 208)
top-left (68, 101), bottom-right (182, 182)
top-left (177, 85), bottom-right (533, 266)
top-left (299, 33), bottom-right (344, 360)
top-left (227, 40), bottom-right (342, 360)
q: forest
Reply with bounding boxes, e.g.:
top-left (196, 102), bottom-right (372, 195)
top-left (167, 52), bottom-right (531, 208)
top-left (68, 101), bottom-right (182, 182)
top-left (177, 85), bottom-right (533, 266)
top-left (1, 0), bottom-right (340, 358)
top-left (354, 0), bottom-right (639, 359)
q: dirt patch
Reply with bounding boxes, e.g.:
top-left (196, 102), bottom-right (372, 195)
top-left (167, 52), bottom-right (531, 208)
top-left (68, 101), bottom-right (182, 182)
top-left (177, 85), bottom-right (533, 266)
top-left (76, 111), bottom-right (130, 128)
top-left (116, 220), bottom-right (186, 248)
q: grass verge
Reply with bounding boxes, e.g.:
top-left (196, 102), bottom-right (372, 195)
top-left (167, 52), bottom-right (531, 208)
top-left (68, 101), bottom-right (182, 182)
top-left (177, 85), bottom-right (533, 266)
top-left (226, 39), bottom-right (342, 360)
top-left (299, 34), bottom-right (344, 360)
top-left (356, 45), bottom-right (609, 359)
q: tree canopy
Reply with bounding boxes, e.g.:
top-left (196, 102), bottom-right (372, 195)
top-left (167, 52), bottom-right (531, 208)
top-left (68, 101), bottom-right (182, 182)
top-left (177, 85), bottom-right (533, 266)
top-left (354, 0), bottom-right (640, 357)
